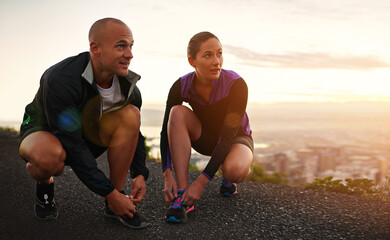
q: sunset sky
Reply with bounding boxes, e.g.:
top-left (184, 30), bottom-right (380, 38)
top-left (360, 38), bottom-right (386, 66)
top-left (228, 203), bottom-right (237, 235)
top-left (1, 0), bottom-right (390, 121)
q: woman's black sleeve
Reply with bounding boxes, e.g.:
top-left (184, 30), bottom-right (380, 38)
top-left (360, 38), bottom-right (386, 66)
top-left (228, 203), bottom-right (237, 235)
top-left (160, 79), bottom-right (183, 172)
top-left (202, 78), bottom-right (248, 179)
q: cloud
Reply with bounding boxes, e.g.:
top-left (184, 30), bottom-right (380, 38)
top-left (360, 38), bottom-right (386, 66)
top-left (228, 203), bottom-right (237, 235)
top-left (275, 89), bottom-right (390, 102)
top-left (224, 45), bottom-right (390, 71)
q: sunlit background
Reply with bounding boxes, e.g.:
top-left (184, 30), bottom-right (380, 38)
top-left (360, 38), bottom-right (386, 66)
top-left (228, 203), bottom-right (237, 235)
top-left (1, 0), bottom-right (390, 122)
top-left (1, 0), bottom-right (390, 185)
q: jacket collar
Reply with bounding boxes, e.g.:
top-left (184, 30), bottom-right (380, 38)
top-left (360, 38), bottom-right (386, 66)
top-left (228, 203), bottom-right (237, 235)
top-left (81, 59), bottom-right (141, 86)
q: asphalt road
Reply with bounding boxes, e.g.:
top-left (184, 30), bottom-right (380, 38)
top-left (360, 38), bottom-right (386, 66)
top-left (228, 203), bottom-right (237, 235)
top-left (1, 131), bottom-right (390, 240)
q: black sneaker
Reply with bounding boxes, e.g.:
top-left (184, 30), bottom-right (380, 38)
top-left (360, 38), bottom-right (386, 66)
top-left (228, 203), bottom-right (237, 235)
top-left (104, 194), bottom-right (147, 229)
top-left (35, 182), bottom-right (58, 220)
top-left (220, 177), bottom-right (237, 197)
top-left (165, 188), bottom-right (194, 223)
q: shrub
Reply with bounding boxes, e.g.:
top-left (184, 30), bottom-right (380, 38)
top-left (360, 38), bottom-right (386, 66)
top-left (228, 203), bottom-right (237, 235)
top-left (247, 163), bottom-right (288, 185)
top-left (304, 176), bottom-right (390, 202)
top-left (304, 176), bottom-right (349, 194)
top-left (372, 177), bottom-right (390, 202)
top-left (0, 126), bottom-right (18, 134)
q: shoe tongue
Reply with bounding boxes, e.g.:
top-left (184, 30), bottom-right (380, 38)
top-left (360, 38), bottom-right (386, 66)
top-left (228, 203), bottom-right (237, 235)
top-left (37, 183), bottom-right (54, 202)
top-left (176, 189), bottom-right (185, 202)
top-left (177, 188), bottom-right (186, 196)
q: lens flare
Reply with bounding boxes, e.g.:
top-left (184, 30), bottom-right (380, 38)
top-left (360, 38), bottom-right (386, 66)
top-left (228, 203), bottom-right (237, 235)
top-left (57, 109), bottom-right (81, 132)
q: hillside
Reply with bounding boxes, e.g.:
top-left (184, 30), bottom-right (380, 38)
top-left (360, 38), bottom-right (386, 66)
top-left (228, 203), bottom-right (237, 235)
top-left (0, 131), bottom-right (389, 239)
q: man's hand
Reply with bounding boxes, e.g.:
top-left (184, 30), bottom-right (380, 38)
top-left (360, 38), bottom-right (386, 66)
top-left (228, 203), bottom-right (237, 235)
top-left (105, 189), bottom-right (135, 218)
top-left (182, 174), bottom-right (209, 207)
top-left (129, 175), bottom-right (146, 205)
top-left (163, 168), bottom-right (177, 202)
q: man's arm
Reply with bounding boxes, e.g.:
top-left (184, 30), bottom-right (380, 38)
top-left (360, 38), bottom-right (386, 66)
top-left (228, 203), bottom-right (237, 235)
top-left (129, 131), bottom-right (149, 180)
top-left (128, 85), bottom-right (149, 181)
top-left (41, 72), bottom-right (115, 197)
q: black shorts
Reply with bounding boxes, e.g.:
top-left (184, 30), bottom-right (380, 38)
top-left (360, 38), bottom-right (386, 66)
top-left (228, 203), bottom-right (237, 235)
top-left (19, 104), bottom-right (107, 164)
top-left (19, 101), bottom-right (49, 147)
top-left (191, 126), bottom-right (254, 156)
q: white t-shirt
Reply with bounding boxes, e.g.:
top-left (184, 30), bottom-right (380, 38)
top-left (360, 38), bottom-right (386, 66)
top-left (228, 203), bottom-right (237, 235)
top-left (96, 75), bottom-right (126, 112)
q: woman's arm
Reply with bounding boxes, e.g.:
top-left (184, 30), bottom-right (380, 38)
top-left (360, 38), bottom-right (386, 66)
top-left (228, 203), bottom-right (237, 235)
top-left (202, 78), bottom-right (249, 180)
top-left (160, 79), bottom-right (184, 172)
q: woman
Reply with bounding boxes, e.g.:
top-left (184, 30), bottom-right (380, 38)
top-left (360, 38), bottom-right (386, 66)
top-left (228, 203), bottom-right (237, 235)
top-left (160, 32), bottom-right (254, 223)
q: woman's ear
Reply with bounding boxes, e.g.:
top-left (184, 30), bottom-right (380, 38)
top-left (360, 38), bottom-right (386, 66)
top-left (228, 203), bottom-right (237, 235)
top-left (188, 56), bottom-right (196, 68)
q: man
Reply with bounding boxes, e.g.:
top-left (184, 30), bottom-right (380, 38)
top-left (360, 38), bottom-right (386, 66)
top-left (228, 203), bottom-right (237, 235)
top-left (18, 18), bottom-right (148, 229)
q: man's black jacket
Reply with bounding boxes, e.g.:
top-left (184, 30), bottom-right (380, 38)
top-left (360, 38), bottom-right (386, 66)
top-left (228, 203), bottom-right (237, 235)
top-left (23, 52), bottom-right (149, 197)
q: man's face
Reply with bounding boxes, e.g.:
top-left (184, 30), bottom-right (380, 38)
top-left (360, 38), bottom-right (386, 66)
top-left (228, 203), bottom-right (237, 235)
top-left (98, 22), bottom-right (134, 77)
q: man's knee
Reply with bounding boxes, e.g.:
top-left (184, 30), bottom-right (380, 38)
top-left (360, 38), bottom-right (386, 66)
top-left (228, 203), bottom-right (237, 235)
top-left (119, 104), bottom-right (141, 130)
top-left (24, 143), bottom-right (66, 178)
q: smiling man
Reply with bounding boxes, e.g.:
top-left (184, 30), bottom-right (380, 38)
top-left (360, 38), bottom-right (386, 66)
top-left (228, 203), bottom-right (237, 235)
top-left (18, 18), bottom-right (149, 229)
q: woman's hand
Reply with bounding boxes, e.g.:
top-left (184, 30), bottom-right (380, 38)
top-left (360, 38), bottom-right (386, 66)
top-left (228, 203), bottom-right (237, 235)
top-left (182, 174), bottom-right (209, 207)
top-left (163, 169), bottom-right (178, 202)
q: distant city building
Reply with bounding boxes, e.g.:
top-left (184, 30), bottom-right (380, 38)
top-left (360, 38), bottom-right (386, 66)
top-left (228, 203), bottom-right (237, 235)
top-left (254, 153), bottom-right (274, 171)
top-left (296, 148), bottom-right (318, 183)
top-left (274, 152), bottom-right (289, 175)
top-left (375, 156), bottom-right (389, 183)
top-left (317, 153), bottom-right (336, 173)
top-left (307, 145), bottom-right (341, 173)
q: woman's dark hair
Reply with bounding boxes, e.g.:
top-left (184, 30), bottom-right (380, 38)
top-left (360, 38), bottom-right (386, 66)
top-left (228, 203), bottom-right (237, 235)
top-left (187, 31), bottom-right (220, 59)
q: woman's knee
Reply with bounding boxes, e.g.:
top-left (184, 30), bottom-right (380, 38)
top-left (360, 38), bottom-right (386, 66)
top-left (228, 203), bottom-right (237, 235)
top-left (169, 105), bottom-right (192, 123)
top-left (223, 163), bottom-right (251, 183)
top-left (222, 146), bottom-right (253, 183)
top-left (168, 105), bottom-right (201, 140)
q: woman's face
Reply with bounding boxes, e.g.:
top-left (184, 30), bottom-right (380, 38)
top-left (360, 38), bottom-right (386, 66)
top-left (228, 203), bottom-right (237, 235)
top-left (190, 38), bottom-right (223, 82)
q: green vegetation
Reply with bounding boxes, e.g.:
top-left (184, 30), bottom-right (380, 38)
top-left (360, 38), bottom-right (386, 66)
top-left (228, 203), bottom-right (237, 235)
top-left (247, 163), bottom-right (289, 185)
top-left (375, 177), bottom-right (390, 202)
top-left (143, 138), bottom-right (390, 203)
top-left (0, 126), bottom-right (18, 134)
top-left (144, 136), bottom-right (151, 159)
top-left (189, 163), bottom-right (200, 171)
top-left (305, 176), bottom-right (390, 202)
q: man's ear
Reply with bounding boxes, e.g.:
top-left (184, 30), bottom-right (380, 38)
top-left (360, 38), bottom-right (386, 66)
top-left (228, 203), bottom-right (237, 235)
top-left (89, 41), bottom-right (101, 57)
top-left (188, 56), bottom-right (196, 68)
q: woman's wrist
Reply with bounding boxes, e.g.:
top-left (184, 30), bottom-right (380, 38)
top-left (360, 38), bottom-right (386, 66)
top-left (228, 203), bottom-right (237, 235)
top-left (163, 168), bottom-right (173, 179)
top-left (196, 173), bottom-right (210, 187)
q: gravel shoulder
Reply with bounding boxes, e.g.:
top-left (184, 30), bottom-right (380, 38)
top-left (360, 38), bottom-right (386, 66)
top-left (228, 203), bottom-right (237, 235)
top-left (1, 131), bottom-right (389, 239)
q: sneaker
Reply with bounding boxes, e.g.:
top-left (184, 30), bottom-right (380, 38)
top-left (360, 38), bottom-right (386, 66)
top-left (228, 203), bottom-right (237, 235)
top-left (220, 177), bottom-right (237, 197)
top-left (35, 182), bottom-right (58, 220)
top-left (165, 188), bottom-right (194, 223)
top-left (104, 193), bottom-right (148, 229)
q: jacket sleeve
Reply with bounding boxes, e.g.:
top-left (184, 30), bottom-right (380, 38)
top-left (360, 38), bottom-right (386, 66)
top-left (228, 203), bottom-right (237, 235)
top-left (41, 72), bottom-right (115, 197)
top-left (128, 86), bottom-right (149, 180)
top-left (160, 79), bottom-right (183, 172)
top-left (202, 78), bottom-right (249, 180)
top-left (129, 131), bottom-right (149, 180)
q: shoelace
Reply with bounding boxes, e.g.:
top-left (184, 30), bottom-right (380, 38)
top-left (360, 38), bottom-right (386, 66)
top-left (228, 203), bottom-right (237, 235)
top-left (171, 196), bottom-right (183, 209)
top-left (170, 189), bottom-right (186, 209)
top-left (221, 177), bottom-right (234, 187)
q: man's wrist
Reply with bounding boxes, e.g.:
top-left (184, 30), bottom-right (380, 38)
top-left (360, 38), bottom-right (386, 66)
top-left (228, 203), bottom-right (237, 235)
top-left (132, 172), bottom-right (147, 181)
top-left (105, 188), bottom-right (119, 201)
top-left (133, 174), bottom-right (145, 182)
